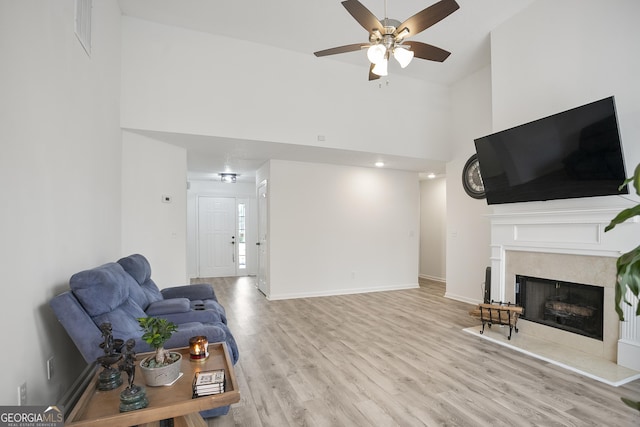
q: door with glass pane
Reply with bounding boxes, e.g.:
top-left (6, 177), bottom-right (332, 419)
top-left (198, 197), bottom-right (236, 277)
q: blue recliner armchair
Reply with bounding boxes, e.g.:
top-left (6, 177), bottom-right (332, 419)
top-left (116, 254), bottom-right (228, 325)
top-left (50, 255), bottom-right (239, 418)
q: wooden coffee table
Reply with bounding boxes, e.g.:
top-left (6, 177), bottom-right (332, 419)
top-left (65, 343), bottom-right (240, 427)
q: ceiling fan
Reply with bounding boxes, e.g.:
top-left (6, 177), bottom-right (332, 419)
top-left (314, 0), bottom-right (460, 80)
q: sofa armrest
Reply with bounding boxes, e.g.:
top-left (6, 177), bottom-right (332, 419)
top-left (161, 284), bottom-right (217, 302)
top-left (145, 298), bottom-right (190, 316)
top-left (50, 291), bottom-right (105, 364)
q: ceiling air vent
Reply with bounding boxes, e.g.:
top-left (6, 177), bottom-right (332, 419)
top-left (75, 0), bottom-right (92, 56)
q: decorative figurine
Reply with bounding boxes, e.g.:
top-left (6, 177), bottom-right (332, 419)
top-left (118, 339), bottom-right (148, 412)
top-left (96, 323), bottom-right (123, 391)
top-left (120, 339), bottom-right (137, 389)
top-left (101, 322), bottom-right (115, 354)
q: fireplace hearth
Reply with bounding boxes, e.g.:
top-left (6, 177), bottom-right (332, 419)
top-left (515, 275), bottom-right (604, 341)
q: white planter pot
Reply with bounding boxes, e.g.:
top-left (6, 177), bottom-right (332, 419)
top-left (139, 352), bottom-right (182, 386)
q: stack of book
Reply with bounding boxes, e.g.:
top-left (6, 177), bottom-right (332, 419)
top-left (192, 369), bottom-right (225, 398)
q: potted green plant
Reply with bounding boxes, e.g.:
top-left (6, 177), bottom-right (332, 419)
top-left (605, 162), bottom-right (640, 411)
top-left (137, 317), bottom-right (182, 386)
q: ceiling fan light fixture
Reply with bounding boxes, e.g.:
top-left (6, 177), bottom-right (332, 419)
top-left (371, 59), bottom-right (388, 76)
top-left (393, 47), bottom-right (414, 68)
top-left (366, 44), bottom-right (386, 64)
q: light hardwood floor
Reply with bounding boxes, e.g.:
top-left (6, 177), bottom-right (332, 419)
top-left (195, 277), bottom-right (640, 426)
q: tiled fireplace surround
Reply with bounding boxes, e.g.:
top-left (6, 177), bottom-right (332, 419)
top-left (488, 207), bottom-right (640, 370)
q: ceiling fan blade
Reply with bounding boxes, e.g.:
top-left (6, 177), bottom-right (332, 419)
top-left (409, 41), bottom-right (451, 62)
top-left (396, 0), bottom-right (460, 37)
top-left (342, 0), bottom-right (384, 34)
top-left (368, 63), bottom-right (381, 81)
top-left (314, 43), bottom-right (366, 57)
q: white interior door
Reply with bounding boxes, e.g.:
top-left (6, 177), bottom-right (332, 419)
top-left (257, 181), bottom-right (268, 295)
top-left (198, 197), bottom-right (236, 277)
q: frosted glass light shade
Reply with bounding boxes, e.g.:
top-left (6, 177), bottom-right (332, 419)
top-left (371, 59), bottom-right (388, 76)
top-left (393, 48), bottom-right (414, 68)
top-left (367, 44), bottom-right (386, 64)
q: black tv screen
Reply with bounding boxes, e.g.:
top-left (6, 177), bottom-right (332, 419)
top-left (474, 96), bottom-right (628, 205)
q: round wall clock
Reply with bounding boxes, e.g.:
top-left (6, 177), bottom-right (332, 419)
top-left (462, 154), bottom-right (485, 199)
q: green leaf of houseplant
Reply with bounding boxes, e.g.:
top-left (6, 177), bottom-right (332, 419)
top-left (631, 162), bottom-right (640, 196)
top-left (138, 317), bottom-right (179, 365)
top-left (604, 204), bottom-right (640, 232)
top-left (614, 246), bottom-right (640, 320)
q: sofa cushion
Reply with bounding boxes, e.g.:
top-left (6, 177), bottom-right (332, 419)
top-left (69, 262), bottom-right (148, 344)
top-left (91, 301), bottom-right (148, 343)
top-left (117, 254), bottom-right (163, 307)
top-left (70, 263), bottom-right (142, 317)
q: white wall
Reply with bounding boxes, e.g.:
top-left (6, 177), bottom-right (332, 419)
top-left (267, 160), bottom-right (420, 299)
top-left (491, 0), bottom-right (640, 197)
top-left (186, 180), bottom-right (257, 277)
top-left (445, 66), bottom-right (493, 304)
top-left (419, 178), bottom-right (446, 281)
top-left (121, 130), bottom-right (188, 286)
top-left (119, 16), bottom-right (452, 162)
top-left (0, 0), bottom-right (122, 405)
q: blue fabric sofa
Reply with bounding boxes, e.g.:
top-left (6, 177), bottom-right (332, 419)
top-left (50, 254), bottom-right (239, 418)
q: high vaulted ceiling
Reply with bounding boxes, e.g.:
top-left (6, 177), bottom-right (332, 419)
top-left (118, 0), bottom-right (534, 181)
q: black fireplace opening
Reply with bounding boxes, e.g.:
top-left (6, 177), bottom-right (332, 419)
top-left (515, 275), bottom-right (604, 341)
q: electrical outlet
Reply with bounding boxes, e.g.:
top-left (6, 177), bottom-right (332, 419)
top-left (18, 382), bottom-right (26, 405)
top-left (47, 356), bottom-right (55, 380)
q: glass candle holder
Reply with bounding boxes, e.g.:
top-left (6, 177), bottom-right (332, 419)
top-left (189, 336), bottom-right (208, 361)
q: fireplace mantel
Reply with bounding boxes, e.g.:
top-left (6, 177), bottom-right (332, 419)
top-left (487, 206), bottom-right (640, 370)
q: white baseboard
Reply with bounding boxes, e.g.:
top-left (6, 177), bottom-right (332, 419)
top-left (444, 292), bottom-right (481, 305)
top-left (418, 274), bottom-right (446, 282)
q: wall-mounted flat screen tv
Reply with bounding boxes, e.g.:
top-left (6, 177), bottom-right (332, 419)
top-left (474, 96), bottom-right (628, 205)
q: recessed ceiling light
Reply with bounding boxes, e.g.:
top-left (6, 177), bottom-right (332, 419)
top-left (375, 162), bottom-right (385, 167)
top-left (427, 173), bottom-right (436, 179)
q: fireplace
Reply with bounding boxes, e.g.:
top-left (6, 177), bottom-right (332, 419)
top-left (487, 207), bottom-right (640, 370)
top-left (515, 275), bottom-right (604, 340)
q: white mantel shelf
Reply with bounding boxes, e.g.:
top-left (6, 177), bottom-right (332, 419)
top-left (487, 207), bottom-right (638, 224)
